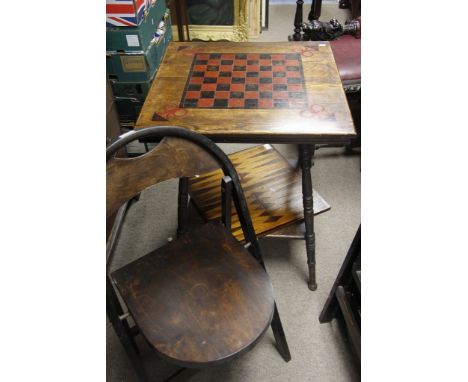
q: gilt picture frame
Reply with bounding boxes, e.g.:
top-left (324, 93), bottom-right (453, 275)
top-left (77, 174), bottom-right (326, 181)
top-left (172, 0), bottom-right (261, 41)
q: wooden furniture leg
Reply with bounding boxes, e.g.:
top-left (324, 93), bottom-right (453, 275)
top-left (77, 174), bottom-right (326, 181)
top-left (271, 303), bottom-right (291, 361)
top-left (299, 144), bottom-right (317, 291)
top-left (308, 0), bottom-right (322, 21)
top-left (177, 177), bottom-right (190, 237)
top-left (293, 0), bottom-right (304, 41)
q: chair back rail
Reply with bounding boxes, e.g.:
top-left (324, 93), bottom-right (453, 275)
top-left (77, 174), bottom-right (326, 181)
top-left (107, 136), bottom-right (219, 218)
top-left (106, 126), bottom-right (265, 265)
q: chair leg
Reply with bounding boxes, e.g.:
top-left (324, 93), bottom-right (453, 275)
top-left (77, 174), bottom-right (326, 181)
top-left (177, 177), bottom-right (190, 237)
top-left (271, 303), bottom-right (291, 362)
top-left (299, 144), bottom-right (317, 291)
top-left (121, 337), bottom-right (148, 382)
top-left (107, 277), bottom-right (147, 381)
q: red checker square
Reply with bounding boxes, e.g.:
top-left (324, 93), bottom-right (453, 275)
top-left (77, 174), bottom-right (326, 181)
top-left (273, 66), bottom-right (286, 72)
top-left (273, 77), bottom-right (288, 84)
top-left (247, 65), bottom-right (260, 72)
top-left (228, 99), bottom-right (244, 108)
top-left (245, 91), bottom-right (259, 99)
top-left (271, 54), bottom-right (285, 61)
top-left (198, 98), bottom-right (214, 107)
top-left (247, 53), bottom-right (260, 60)
top-left (234, 60), bottom-right (247, 66)
top-left (285, 60), bottom-right (299, 66)
top-left (286, 71), bottom-right (301, 78)
top-left (220, 65), bottom-right (232, 71)
top-left (215, 91), bottom-right (230, 99)
top-left (193, 65), bottom-right (207, 72)
top-left (259, 83), bottom-right (273, 91)
top-left (260, 71), bottom-right (273, 78)
top-left (222, 54), bottom-right (235, 60)
top-left (275, 91), bottom-right (289, 99)
top-left (232, 71), bottom-right (246, 78)
top-left (185, 91), bottom-right (201, 99)
top-left (260, 59), bottom-right (271, 65)
top-left (231, 84), bottom-right (244, 92)
top-left (205, 71), bottom-right (218, 78)
top-left (197, 54), bottom-right (210, 60)
top-left (201, 84), bottom-right (217, 91)
top-left (259, 99), bottom-right (273, 108)
top-left (288, 84), bottom-right (302, 91)
top-left (190, 77), bottom-right (204, 84)
top-left (208, 59), bottom-right (220, 65)
top-left (217, 77), bottom-right (231, 84)
top-left (246, 77), bottom-right (259, 84)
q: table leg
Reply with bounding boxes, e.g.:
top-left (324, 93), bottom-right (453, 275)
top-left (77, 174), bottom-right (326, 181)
top-left (299, 144), bottom-right (317, 291)
top-left (177, 177), bottom-right (189, 237)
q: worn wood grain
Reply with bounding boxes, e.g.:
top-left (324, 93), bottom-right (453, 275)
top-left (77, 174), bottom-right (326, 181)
top-left (135, 41), bottom-right (355, 143)
top-left (112, 221), bottom-right (274, 368)
top-left (106, 136), bottom-right (219, 217)
top-left (189, 144), bottom-right (326, 242)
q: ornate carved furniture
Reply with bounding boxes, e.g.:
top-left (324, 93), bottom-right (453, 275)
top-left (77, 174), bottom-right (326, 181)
top-left (107, 126), bottom-right (291, 381)
top-left (319, 225), bottom-right (361, 362)
top-left (135, 41), bottom-right (356, 291)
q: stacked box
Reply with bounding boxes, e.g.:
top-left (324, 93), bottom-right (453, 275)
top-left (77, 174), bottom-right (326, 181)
top-left (106, 0), bottom-right (148, 27)
top-left (107, 13), bottom-right (172, 82)
top-left (107, 3), bottom-right (172, 123)
top-left (106, 0), bottom-right (167, 52)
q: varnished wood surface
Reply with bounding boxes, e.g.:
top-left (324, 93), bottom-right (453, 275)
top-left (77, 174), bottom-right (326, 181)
top-left (189, 144), bottom-right (327, 242)
top-left (106, 136), bottom-right (220, 218)
top-left (136, 41), bottom-right (355, 143)
top-left (112, 222), bottom-right (274, 368)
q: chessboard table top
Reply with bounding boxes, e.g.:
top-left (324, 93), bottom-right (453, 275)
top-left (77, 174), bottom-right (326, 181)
top-left (135, 41), bottom-right (355, 144)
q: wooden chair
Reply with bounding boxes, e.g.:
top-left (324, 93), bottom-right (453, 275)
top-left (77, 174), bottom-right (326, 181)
top-left (319, 225), bottom-right (360, 362)
top-left (107, 126), bottom-right (291, 381)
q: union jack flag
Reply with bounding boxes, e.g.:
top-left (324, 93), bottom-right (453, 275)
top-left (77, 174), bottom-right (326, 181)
top-left (106, 0), bottom-right (147, 27)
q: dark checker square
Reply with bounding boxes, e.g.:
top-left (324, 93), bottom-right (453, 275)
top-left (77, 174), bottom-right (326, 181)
top-left (246, 84), bottom-right (259, 91)
top-left (245, 99), bottom-right (258, 109)
top-left (232, 77), bottom-right (245, 84)
top-left (201, 91), bottom-right (215, 98)
top-left (214, 99), bottom-right (228, 107)
top-left (180, 52), bottom-right (308, 109)
top-left (216, 84), bottom-right (230, 91)
top-left (247, 72), bottom-right (259, 77)
top-left (230, 91), bottom-right (244, 99)
top-left (203, 77), bottom-right (217, 84)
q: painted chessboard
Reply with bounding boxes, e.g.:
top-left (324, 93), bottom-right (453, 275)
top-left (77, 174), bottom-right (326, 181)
top-left (136, 42), bottom-right (356, 144)
top-left (180, 53), bottom-right (308, 110)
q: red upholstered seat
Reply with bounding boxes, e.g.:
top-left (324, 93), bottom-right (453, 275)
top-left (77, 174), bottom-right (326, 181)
top-left (330, 35), bottom-right (361, 83)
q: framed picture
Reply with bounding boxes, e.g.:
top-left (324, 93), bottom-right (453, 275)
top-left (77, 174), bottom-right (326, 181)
top-left (172, 0), bottom-right (261, 41)
top-left (262, 0), bottom-right (269, 30)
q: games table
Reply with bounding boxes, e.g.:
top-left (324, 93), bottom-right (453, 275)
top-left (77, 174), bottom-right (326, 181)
top-left (135, 41), bottom-right (355, 290)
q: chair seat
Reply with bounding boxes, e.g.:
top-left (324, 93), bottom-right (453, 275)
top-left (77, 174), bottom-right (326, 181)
top-left (189, 144), bottom-right (330, 242)
top-left (112, 222), bottom-right (274, 368)
top-left (330, 35), bottom-right (361, 83)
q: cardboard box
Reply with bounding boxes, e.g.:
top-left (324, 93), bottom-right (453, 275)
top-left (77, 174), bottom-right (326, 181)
top-left (110, 78), bottom-right (154, 100)
top-left (106, 0), bottom-right (147, 27)
top-left (106, 0), bottom-right (167, 52)
top-left (106, 14), bottom-right (172, 82)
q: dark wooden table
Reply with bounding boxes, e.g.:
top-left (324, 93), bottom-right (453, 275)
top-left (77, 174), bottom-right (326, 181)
top-left (135, 41), bottom-right (355, 290)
